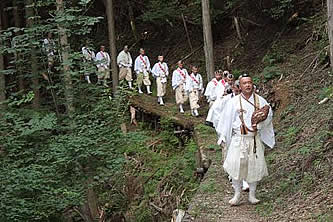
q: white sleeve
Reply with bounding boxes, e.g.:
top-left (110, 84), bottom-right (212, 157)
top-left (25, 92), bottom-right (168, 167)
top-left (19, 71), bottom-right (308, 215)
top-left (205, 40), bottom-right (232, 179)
top-left (146, 57), bottom-right (151, 71)
top-left (151, 63), bottom-right (158, 77)
top-left (134, 57), bottom-right (140, 73)
top-left (172, 71), bottom-right (178, 89)
top-left (165, 63), bottom-right (169, 76)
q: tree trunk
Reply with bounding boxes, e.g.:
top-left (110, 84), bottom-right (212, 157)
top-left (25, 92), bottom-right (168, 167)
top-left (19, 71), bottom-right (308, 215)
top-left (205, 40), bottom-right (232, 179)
top-left (327, 0), bottom-right (333, 72)
top-left (56, 0), bottom-right (74, 115)
top-left (128, 0), bottom-right (138, 41)
top-left (0, 2), bottom-right (6, 109)
top-left (13, 0), bottom-right (24, 92)
top-left (25, 0), bottom-right (40, 108)
top-left (201, 0), bottom-right (215, 81)
top-left (106, 0), bottom-right (118, 93)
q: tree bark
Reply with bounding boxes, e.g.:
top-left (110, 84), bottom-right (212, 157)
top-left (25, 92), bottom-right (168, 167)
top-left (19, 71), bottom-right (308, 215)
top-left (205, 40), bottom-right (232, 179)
top-left (0, 2), bottom-right (6, 109)
top-left (327, 0), bottom-right (333, 72)
top-left (106, 0), bottom-right (118, 93)
top-left (201, 0), bottom-right (215, 81)
top-left (128, 0), bottom-right (138, 41)
top-left (13, 0), bottom-right (24, 92)
top-left (25, 0), bottom-right (40, 108)
top-left (56, 0), bottom-right (74, 115)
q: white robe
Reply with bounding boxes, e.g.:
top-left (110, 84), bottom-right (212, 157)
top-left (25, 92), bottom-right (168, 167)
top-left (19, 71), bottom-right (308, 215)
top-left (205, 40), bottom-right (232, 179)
top-left (134, 55), bottom-right (151, 74)
top-left (218, 94), bottom-right (275, 183)
top-left (204, 78), bottom-right (225, 102)
top-left (185, 73), bottom-right (204, 93)
top-left (95, 51), bottom-right (110, 68)
top-left (171, 68), bottom-right (188, 90)
top-left (117, 50), bottom-right (132, 68)
top-left (152, 62), bottom-right (168, 83)
top-left (82, 47), bottom-right (95, 62)
top-left (206, 93), bottom-right (233, 128)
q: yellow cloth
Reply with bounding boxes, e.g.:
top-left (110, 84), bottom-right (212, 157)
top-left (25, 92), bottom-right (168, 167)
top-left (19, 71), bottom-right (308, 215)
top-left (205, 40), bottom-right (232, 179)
top-left (136, 72), bottom-right (151, 87)
top-left (119, 67), bottom-right (132, 81)
top-left (175, 84), bottom-right (188, 105)
top-left (98, 67), bottom-right (110, 79)
top-left (156, 77), bottom-right (166, 97)
top-left (189, 89), bottom-right (200, 110)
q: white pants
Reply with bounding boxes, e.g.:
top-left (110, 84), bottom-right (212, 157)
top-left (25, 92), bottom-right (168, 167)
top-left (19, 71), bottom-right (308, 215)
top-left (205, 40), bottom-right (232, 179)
top-left (223, 134), bottom-right (268, 183)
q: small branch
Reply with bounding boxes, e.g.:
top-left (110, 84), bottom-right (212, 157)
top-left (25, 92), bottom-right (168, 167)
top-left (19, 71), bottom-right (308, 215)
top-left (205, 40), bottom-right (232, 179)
top-left (180, 45), bottom-right (203, 61)
top-left (149, 202), bottom-right (163, 213)
top-left (239, 17), bottom-right (264, 27)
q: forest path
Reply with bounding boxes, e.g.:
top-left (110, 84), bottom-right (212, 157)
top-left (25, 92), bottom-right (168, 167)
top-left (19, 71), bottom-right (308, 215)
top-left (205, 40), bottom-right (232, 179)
top-left (129, 94), bottom-right (265, 222)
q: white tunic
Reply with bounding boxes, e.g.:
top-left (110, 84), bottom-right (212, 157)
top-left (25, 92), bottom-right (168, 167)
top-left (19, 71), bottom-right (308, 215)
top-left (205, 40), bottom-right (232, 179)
top-left (117, 50), bottom-right (132, 68)
top-left (205, 78), bottom-right (226, 102)
top-left (171, 68), bottom-right (188, 90)
top-left (82, 47), bottom-right (95, 62)
top-left (95, 51), bottom-right (110, 68)
top-left (134, 55), bottom-right (151, 74)
top-left (152, 62), bottom-right (169, 83)
top-left (206, 93), bottom-right (234, 128)
top-left (219, 94), bottom-right (275, 183)
top-left (185, 73), bottom-right (204, 93)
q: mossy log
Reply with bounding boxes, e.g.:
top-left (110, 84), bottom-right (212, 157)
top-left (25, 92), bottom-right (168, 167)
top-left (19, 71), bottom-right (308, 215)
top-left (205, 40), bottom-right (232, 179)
top-left (129, 95), bottom-right (201, 129)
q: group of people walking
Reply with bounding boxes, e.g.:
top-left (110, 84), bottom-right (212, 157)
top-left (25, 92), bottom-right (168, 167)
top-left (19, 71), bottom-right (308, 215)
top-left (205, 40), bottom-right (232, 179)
top-left (80, 42), bottom-right (276, 206)
top-left (81, 44), bottom-right (207, 116)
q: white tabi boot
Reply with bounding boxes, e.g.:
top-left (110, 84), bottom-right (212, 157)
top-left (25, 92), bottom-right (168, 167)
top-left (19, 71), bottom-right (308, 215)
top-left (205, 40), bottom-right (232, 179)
top-left (128, 81), bottom-right (133, 89)
top-left (159, 97), bottom-right (164, 106)
top-left (138, 87), bottom-right (143, 94)
top-left (242, 180), bottom-right (249, 191)
top-left (194, 109), bottom-right (199, 117)
top-left (147, 85), bottom-right (152, 94)
top-left (85, 75), bottom-right (91, 84)
top-left (179, 104), bottom-right (184, 113)
top-left (248, 182), bottom-right (260, 204)
top-left (229, 179), bottom-right (241, 206)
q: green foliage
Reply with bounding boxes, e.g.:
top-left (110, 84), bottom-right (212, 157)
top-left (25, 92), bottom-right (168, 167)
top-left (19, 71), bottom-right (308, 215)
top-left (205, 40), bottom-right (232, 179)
top-left (0, 86), bottom-right (132, 220)
top-left (319, 87), bottom-right (333, 99)
top-left (263, 0), bottom-right (294, 21)
top-left (261, 65), bottom-right (281, 82)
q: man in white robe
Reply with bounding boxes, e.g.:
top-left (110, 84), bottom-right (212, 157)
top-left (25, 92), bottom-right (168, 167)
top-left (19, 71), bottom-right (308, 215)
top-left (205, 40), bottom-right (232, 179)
top-left (172, 60), bottom-right (189, 113)
top-left (204, 70), bottom-right (223, 107)
top-left (82, 43), bottom-right (96, 84)
top-left (117, 45), bottom-right (133, 88)
top-left (152, 55), bottom-right (168, 105)
top-left (134, 48), bottom-right (152, 94)
top-left (185, 65), bottom-right (204, 117)
top-left (95, 45), bottom-right (111, 87)
top-left (218, 75), bottom-right (275, 206)
top-left (206, 71), bottom-right (227, 126)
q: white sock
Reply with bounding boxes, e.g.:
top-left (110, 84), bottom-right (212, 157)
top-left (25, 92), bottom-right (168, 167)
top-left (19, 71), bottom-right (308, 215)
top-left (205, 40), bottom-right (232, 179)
top-left (128, 81), bottom-right (132, 88)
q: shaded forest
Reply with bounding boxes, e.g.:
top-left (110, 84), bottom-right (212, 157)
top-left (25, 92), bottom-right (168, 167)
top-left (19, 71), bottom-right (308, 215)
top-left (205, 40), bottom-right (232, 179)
top-left (0, 0), bottom-right (332, 221)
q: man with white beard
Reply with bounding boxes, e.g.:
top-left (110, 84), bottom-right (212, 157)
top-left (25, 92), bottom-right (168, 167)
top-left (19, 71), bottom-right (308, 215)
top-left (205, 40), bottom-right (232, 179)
top-left (218, 74), bottom-right (275, 206)
top-left (152, 55), bottom-right (169, 105)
